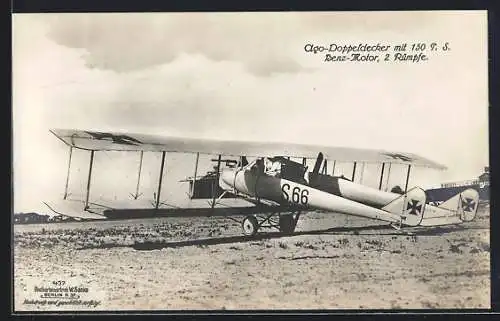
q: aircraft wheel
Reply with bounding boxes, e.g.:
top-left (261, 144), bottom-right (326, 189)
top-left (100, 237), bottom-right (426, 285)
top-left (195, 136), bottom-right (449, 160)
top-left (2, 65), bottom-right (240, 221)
top-left (242, 215), bottom-right (259, 236)
top-left (279, 214), bottom-right (296, 235)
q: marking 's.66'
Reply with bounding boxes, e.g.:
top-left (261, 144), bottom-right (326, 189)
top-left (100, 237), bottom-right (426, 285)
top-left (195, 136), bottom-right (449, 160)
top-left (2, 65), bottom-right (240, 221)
top-left (281, 183), bottom-right (309, 205)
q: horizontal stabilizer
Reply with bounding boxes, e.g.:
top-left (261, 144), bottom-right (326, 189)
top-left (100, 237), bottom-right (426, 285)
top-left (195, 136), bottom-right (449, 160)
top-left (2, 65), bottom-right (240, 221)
top-left (382, 187), bottom-right (426, 227)
top-left (438, 188), bottom-right (479, 222)
top-left (419, 213), bottom-right (463, 227)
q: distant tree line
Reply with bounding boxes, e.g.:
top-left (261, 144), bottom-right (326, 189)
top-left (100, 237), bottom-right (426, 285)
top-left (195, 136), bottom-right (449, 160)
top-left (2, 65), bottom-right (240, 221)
top-left (13, 213), bottom-right (76, 224)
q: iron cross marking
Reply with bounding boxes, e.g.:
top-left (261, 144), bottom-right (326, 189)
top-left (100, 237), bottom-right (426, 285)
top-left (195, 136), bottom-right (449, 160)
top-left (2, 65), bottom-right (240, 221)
top-left (406, 199), bottom-right (422, 215)
top-left (383, 153), bottom-right (413, 162)
top-left (461, 198), bottom-right (476, 212)
top-left (85, 131), bottom-right (142, 146)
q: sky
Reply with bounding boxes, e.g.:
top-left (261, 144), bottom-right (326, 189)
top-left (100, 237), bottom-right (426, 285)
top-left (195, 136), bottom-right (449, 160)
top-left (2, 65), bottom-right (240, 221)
top-left (12, 11), bottom-right (489, 214)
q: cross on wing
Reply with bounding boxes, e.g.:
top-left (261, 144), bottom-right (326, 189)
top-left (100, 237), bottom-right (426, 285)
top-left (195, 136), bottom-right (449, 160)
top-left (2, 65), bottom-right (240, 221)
top-left (85, 131), bottom-right (143, 146)
top-left (383, 153), bottom-right (414, 162)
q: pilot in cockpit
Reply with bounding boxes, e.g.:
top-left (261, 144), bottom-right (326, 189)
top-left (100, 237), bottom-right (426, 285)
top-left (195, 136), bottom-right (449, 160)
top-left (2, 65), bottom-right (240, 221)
top-left (265, 157), bottom-right (282, 177)
top-left (250, 158), bottom-right (265, 174)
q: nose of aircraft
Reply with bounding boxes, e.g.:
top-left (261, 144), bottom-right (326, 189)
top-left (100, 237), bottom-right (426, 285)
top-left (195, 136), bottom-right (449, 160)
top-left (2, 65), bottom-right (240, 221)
top-left (219, 169), bottom-right (237, 189)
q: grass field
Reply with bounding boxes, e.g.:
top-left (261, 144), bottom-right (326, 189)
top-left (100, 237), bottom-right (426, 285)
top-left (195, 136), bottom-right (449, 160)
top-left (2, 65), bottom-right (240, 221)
top-left (13, 206), bottom-right (490, 310)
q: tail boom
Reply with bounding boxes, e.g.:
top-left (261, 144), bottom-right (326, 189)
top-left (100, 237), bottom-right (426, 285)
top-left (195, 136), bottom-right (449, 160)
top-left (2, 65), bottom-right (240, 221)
top-left (220, 169), bottom-right (425, 226)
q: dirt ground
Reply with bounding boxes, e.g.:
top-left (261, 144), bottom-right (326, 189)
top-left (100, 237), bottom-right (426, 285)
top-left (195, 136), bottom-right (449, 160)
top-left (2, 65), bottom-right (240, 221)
top-left (13, 206), bottom-right (490, 311)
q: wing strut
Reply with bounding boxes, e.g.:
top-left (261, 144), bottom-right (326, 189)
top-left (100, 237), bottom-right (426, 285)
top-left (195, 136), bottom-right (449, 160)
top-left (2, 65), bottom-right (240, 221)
top-left (155, 151), bottom-right (166, 209)
top-left (359, 162), bottom-right (365, 184)
top-left (84, 150), bottom-right (95, 210)
top-left (384, 163), bottom-right (392, 191)
top-left (404, 164), bottom-right (412, 193)
top-left (132, 151), bottom-right (144, 200)
top-left (211, 154), bottom-right (222, 209)
top-left (191, 152), bottom-right (200, 197)
top-left (63, 146), bottom-right (73, 200)
top-left (351, 162), bottom-right (357, 181)
top-left (331, 160), bottom-right (336, 175)
top-left (378, 163), bottom-right (386, 190)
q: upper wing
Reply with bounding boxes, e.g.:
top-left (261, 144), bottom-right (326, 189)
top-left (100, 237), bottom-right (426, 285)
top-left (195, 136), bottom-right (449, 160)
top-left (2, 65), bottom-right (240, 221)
top-left (50, 128), bottom-right (446, 169)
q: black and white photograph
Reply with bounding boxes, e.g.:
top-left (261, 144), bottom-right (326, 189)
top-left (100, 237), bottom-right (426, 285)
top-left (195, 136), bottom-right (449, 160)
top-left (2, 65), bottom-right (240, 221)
top-left (12, 11), bottom-right (489, 310)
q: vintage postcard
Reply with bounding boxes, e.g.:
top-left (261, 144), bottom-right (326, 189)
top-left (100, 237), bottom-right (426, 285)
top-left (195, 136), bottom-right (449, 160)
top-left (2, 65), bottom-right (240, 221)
top-left (12, 11), bottom-right (489, 311)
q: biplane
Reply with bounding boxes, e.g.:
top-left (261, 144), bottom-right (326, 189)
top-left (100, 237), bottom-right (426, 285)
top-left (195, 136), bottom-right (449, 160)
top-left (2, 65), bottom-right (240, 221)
top-left (44, 129), bottom-right (480, 236)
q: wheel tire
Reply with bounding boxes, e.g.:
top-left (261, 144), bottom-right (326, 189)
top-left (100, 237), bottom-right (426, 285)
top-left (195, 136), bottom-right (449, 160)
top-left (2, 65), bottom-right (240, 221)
top-left (242, 215), bottom-right (259, 236)
top-left (279, 214), bottom-right (296, 234)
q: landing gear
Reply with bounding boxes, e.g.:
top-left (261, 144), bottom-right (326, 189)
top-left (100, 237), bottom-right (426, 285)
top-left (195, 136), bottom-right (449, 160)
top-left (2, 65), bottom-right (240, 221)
top-left (279, 214), bottom-right (296, 235)
top-left (242, 215), bottom-right (259, 236)
top-left (240, 212), bottom-right (300, 236)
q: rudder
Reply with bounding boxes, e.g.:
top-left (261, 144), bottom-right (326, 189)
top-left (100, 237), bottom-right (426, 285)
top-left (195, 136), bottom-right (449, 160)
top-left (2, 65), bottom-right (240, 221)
top-left (438, 188), bottom-right (479, 222)
top-left (382, 187), bottom-right (426, 226)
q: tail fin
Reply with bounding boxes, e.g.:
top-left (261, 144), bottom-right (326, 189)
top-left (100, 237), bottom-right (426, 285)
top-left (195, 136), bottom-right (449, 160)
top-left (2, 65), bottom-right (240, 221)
top-left (382, 187), bottom-right (426, 226)
top-left (438, 188), bottom-right (479, 222)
